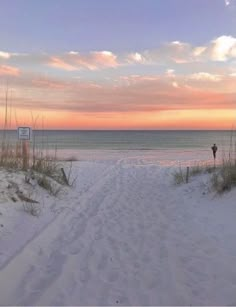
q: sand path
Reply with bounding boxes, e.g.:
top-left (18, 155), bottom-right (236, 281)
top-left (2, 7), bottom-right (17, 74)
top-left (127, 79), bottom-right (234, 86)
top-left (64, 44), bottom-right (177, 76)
top-left (0, 158), bottom-right (236, 305)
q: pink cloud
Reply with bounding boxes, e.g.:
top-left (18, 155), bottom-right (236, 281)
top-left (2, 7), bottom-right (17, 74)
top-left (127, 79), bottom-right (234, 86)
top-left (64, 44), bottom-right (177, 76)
top-left (47, 51), bottom-right (118, 71)
top-left (3, 35), bottom-right (236, 75)
top-left (125, 36), bottom-right (236, 65)
top-left (189, 72), bottom-right (222, 82)
top-left (0, 65), bottom-right (20, 76)
top-left (9, 73), bottom-right (235, 114)
top-left (48, 57), bottom-right (77, 71)
top-left (88, 51), bottom-right (118, 68)
top-left (31, 77), bottom-right (69, 89)
top-left (127, 52), bottom-right (146, 64)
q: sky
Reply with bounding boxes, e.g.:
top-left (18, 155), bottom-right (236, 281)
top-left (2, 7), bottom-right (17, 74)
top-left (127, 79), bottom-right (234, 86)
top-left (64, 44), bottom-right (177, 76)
top-left (0, 0), bottom-right (236, 129)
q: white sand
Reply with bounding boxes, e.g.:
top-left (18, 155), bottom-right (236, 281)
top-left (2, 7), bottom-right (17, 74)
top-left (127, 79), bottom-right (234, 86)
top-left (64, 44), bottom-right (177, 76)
top-left (0, 150), bottom-right (236, 305)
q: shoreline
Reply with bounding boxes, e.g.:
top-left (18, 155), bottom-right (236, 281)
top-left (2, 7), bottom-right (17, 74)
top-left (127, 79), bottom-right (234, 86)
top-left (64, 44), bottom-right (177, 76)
top-left (55, 148), bottom-right (218, 167)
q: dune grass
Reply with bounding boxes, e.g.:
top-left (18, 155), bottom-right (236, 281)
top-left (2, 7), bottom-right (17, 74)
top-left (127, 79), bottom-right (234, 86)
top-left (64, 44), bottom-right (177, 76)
top-left (173, 154), bottom-right (236, 194)
top-left (0, 139), bottom-right (71, 187)
top-left (211, 160), bottom-right (236, 194)
top-left (173, 162), bottom-right (216, 185)
top-left (173, 167), bottom-right (186, 185)
top-left (0, 89), bottom-right (71, 186)
top-left (173, 129), bottom-right (236, 194)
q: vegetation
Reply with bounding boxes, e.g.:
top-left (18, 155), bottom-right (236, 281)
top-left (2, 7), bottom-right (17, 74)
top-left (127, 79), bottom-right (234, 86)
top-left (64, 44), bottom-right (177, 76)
top-left (211, 160), bottom-right (236, 194)
top-left (173, 162), bottom-right (216, 185)
top-left (0, 88), bottom-right (74, 212)
top-left (23, 201), bottom-right (42, 217)
top-left (173, 167), bottom-right (185, 185)
top-left (173, 150), bottom-right (236, 194)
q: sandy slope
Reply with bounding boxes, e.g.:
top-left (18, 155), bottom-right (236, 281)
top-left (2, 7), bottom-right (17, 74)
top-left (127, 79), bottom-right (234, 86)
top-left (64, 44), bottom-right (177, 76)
top-left (0, 154), bottom-right (236, 305)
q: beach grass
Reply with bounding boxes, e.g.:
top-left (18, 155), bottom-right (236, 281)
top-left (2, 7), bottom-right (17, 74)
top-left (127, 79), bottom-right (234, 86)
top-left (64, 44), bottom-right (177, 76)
top-left (173, 152), bottom-right (236, 194)
top-left (0, 92), bottom-right (71, 187)
top-left (0, 140), bottom-right (71, 186)
top-left (211, 160), bottom-right (236, 193)
top-left (173, 167), bottom-right (186, 184)
top-left (173, 162), bottom-right (216, 185)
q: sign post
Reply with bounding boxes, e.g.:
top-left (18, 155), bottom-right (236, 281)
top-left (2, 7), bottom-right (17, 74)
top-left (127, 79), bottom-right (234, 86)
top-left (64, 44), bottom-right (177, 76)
top-left (17, 127), bottom-right (31, 170)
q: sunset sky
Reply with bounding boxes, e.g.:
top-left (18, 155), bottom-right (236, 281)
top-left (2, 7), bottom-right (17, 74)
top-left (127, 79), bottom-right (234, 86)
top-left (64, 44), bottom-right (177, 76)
top-left (0, 0), bottom-right (236, 129)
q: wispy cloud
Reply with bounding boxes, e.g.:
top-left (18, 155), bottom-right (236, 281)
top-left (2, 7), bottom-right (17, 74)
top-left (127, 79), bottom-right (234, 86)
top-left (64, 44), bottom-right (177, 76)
top-left (139, 36), bottom-right (236, 64)
top-left (166, 69), bottom-right (175, 77)
top-left (0, 51), bottom-right (11, 59)
top-left (1, 34), bottom-right (236, 129)
top-left (172, 81), bottom-right (179, 88)
top-left (31, 76), bottom-right (70, 89)
top-left (140, 40), bottom-right (193, 64)
top-left (0, 65), bottom-right (20, 76)
top-left (189, 72), bottom-right (222, 82)
top-left (125, 36), bottom-right (236, 65)
top-left (48, 51), bottom-right (118, 71)
top-left (48, 57), bottom-right (77, 71)
top-left (209, 35), bottom-right (236, 61)
top-left (89, 51), bottom-right (118, 68)
top-left (2, 35), bottom-right (236, 75)
top-left (127, 52), bottom-right (146, 64)
top-left (4, 72), bottom-right (235, 114)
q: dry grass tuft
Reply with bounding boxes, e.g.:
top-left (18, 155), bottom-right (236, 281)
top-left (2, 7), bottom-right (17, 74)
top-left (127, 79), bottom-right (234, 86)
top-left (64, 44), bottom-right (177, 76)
top-left (23, 202), bottom-right (42, 217)
top-left (211, 161), bottom-right (236, 194)
top-left (173, 167), bottom-right (185, 185)
top-left (173, 132), bottom-right (236, 195)
top-left (173, 162), bottom-right (216, 185)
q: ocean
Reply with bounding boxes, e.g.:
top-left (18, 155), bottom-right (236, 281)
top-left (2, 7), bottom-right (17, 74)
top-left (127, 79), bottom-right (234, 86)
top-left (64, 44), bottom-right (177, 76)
top-left (1, 129), bottom-right (235, 164)
top-left (0, 130), bottom-right (234, 150)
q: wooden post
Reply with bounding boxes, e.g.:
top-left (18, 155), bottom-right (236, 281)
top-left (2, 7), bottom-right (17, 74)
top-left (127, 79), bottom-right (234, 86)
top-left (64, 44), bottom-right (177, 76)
top-left (22, 140), bottom-right (29, 170)
top-left (186, 166), bottom-right (189, 183)
top-left (61, 168), bottom-right (69, 185)
top-left (18, 127), bottom-right (31, 170)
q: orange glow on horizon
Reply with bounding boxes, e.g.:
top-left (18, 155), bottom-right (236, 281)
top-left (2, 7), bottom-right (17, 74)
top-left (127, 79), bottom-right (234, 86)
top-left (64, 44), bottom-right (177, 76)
top-left (0, 107), bottom-right (235, 130)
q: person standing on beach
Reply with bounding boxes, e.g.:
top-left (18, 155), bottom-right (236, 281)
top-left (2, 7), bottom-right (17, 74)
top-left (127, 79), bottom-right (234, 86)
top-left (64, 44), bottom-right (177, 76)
top-left (211, 143), bottom-right (218, 159)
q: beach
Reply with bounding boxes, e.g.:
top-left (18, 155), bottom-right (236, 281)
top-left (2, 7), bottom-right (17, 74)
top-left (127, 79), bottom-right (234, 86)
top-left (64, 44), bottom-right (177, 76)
top-left (1, 0), bottom-right (236, 304)
top-left (0, 149), bottom-right (236, 305)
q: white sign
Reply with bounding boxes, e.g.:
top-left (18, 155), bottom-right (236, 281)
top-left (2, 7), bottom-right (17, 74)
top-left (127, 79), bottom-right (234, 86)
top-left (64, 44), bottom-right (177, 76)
top-left (18, 127), bottom-right (31, 140)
